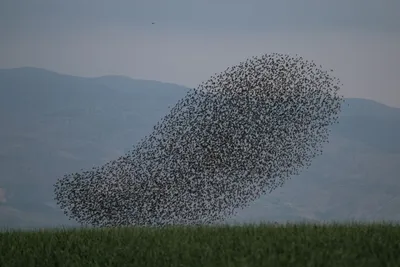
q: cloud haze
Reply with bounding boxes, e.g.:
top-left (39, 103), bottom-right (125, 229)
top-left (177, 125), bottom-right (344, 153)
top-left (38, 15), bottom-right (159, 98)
top-left (1, 0), bottom-right (399, 107)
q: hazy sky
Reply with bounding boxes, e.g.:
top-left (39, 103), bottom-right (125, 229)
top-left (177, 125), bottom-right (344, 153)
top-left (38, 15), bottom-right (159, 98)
top-left (1, 0), bottom-right (399, 107)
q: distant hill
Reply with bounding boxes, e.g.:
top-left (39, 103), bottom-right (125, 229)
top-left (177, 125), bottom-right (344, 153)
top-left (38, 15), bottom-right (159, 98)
top-left (0, 67), bottom-right (399, 229)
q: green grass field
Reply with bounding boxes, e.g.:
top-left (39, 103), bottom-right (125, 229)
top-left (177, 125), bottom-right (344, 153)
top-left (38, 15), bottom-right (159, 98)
top-left (1, 222), bottom-right (399, 267)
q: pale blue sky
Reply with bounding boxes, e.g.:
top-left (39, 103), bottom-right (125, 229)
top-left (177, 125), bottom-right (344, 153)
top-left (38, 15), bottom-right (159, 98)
top-left (1, 0), bottom-right (399, 106)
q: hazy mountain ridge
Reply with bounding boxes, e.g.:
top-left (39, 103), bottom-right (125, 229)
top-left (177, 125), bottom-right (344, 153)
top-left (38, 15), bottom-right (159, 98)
top-left (0, 67), bottom-right (399, 228)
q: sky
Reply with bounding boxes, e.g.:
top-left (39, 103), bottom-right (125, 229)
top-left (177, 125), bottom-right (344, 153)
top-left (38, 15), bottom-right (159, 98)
top-left (1, 0), bottom-right (399, 107)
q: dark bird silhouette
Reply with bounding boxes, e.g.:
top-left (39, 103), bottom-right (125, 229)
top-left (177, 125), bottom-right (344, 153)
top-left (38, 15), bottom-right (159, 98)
top-left (54, 53), bottom-right (344, 228)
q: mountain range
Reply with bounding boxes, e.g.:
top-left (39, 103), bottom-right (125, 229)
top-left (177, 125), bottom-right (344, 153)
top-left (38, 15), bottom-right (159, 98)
top-left (1, 67), bottom-right (399, 229)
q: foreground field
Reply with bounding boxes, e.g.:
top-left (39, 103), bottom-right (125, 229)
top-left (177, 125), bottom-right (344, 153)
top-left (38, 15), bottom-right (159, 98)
top-left (1, 222), bottom-right (399, 267)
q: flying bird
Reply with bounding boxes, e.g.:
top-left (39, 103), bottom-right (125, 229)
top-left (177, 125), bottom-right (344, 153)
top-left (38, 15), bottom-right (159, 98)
top-left (54, 53), bottom-right (344, 228)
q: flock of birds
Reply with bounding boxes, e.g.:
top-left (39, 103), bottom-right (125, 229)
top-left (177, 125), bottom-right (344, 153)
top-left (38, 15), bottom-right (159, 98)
top-left (54, 53), bottom-right (344, 227)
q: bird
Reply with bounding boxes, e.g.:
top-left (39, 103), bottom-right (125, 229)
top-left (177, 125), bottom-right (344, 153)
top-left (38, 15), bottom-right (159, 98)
top-left (54, 53), bottom-right (344, 228)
